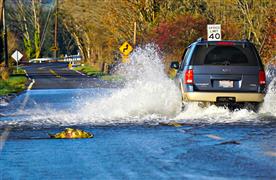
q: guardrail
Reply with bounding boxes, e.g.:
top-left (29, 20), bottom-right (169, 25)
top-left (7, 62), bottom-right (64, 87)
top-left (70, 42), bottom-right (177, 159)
top-left (29, 54), bottom-right (82, 63)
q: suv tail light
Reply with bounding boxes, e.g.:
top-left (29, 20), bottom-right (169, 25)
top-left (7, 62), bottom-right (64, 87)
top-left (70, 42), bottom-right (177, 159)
top-left (259, 70), bottom-right (266, 85)
top-left (184, 69), bottom-right (194, 84)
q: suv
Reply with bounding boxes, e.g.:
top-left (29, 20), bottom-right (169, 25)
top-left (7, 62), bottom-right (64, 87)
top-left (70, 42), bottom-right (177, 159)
top-left (170, 38), bottom-right (266, 110)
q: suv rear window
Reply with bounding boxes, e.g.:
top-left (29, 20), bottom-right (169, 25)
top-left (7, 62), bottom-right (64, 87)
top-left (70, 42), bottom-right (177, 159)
top-left (191, 44), bottom-right (259, 66)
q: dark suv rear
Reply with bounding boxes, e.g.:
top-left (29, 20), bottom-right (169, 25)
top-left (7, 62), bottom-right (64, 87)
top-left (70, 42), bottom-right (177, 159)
top-left (171, 38), bottom-right (266, 109)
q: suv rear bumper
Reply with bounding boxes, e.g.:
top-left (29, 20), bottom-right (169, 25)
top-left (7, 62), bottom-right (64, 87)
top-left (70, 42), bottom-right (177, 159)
top-left (183, 92), bottom-right (265, 103)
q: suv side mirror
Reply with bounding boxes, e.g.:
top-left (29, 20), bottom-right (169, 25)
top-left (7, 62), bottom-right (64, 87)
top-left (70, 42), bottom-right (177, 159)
top-left (170, 61), bottom-right (179, 69)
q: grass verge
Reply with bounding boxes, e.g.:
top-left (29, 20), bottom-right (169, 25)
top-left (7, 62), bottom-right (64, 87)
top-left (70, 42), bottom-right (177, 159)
top-left (74, 65), bottom-right (105, 76)
top-left (100, 75), bottom-right (124, 81)
top-left (74, 65), bottom-right (124, 81)
top-left (0, 68), bottom-right (27, 96)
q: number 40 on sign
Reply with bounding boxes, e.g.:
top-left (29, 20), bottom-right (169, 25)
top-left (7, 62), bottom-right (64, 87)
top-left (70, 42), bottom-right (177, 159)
top-left (207, 24), bottom-right (221, 41)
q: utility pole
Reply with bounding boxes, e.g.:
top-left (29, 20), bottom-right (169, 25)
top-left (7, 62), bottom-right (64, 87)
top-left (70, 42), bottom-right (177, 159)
top-left (0, 0), bottom-right (4, 65)
top-left (53, 0), bottom-right (58, 58)
top-left (133, 21), bottom-right (137, 46)
top-left (2, 0), bottom-right (8, 68)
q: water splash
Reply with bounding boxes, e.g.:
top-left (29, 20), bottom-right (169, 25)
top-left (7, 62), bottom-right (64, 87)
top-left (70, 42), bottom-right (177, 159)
top-left (174, 65), bottom-right (276, 124)
top-left (0, 45), bottom-right (181, 126)
top-left (259, 77), bottom-right (276, 116)
top-left (1, 46), bottom-right (276, 127)
top-left (77, 44), bottom-right (182, 122)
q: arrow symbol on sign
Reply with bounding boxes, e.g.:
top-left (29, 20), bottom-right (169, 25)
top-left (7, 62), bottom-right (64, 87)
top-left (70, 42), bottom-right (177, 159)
top-left (123, 44), bottom-right (128, 53)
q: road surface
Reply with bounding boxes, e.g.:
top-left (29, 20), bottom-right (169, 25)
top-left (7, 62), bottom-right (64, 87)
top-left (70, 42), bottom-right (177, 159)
top-left (23, 62), bottom-right (116, 89)
top-left (0, 62), bottom-right (275, 179)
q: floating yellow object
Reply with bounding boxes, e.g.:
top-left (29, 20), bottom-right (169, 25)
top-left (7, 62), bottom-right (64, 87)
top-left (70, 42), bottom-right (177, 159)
top-left (48, 128), bottom-right (93, 139)
top-left (159, 121), bottom-right (186, 127)
top-left (167, 122), bottom-right (182, 127)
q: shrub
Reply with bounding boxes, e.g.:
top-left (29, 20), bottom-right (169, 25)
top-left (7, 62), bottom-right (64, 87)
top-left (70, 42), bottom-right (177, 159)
top-left (149, 14), bottom-right (207, 54)
top-left (1, 68), bottom-right (10, 80)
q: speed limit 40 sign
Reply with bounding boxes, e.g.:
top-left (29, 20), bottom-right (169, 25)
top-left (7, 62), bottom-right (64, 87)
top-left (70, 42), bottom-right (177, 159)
top-left (207, 24), bottom-right (221, 41)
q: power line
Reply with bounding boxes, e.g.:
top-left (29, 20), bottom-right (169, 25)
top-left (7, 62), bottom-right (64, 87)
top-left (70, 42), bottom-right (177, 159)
top-left (39, 2), bottom-right (55, 52)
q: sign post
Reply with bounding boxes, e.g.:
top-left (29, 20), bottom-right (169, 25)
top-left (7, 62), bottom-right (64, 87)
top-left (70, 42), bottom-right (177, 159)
top-left (207, 24), bottom-right (221, 41)
top-left (119, 41), bottom-right (133, 63)
top-left (11, 50), bottom-right (23, 72)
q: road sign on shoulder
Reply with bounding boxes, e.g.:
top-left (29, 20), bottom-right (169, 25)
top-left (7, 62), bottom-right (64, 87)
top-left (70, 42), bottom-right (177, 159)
top-left (11, 50), bottom-right (23, 62)
top-left (119, 41), bottom-right (133, 56)
top-left (51, 46), bottom-right (59, 51)
top-left (207, 24), bottom-right (221, 41)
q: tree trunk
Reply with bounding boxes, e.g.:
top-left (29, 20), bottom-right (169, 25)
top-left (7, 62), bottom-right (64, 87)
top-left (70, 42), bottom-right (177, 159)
top-left (32, 0), bottom-right (41, 58)
top-left (18, 0), bottom-right (33, 59)
top-left (0, 0), bottom-right (4, 64)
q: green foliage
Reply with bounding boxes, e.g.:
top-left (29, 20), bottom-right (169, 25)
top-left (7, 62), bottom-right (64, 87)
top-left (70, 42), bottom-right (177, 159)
top-left (7, 0), bottom-right (51, 60)
top-left (0, 76), bottom-right (27, 95)
top-left (11, 67), bottom-right (26, 76)
top-left (23, 37), bottom-right (33, 60)
top-left (75, 65), bottom-right (124, 81)
top-left (34, 30), bottom-right (41, 58)
top-left (74, 65), bottom-right (106, 76)
top-left (100, 75), bottom-right (124, 81)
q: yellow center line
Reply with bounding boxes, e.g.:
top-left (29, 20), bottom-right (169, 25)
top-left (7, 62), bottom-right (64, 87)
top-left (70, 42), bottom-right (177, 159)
top-left (49, 69), bottom-right (66, 79)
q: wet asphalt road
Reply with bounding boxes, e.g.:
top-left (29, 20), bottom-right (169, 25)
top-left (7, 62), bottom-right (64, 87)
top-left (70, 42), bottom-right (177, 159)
top-left (0, 87), bottom-right (275, 179)
top-left (0, 62), bottom-right (275, 179)
top-left (23, 62), bottom-right (115, 89)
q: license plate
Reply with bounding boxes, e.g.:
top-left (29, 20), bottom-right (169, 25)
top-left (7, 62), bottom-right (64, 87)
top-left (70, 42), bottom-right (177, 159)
top-left (219, 80), bottom-right (233, 88)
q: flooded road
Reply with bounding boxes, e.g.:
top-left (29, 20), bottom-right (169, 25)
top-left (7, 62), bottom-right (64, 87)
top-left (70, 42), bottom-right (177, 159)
top-left (1, 124), bottom-right (276, 179)
top-left (1, 88), bottom-right (275, 179)
top-left (1, 46), bottom-right (275, 179)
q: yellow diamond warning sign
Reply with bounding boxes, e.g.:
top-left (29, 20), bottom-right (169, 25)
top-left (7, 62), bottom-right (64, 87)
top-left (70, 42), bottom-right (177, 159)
top-left (51, 46), bottom-right (59, 51)
top-left (119, 41), bottom-right (133, 56)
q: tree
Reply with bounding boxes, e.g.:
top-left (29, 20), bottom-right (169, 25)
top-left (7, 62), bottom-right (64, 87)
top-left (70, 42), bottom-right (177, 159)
top-left (60, 0), bottom-right (139, 66)
top-left (0, 0), bottom-right (4, 64)
top-left (59, 0), bottom-right (275, 67)
top-left (206, 0), bottom-right (275, 63)
top-left (7, 0), bottom-right (53, 59)
top-left (148, 13), bottom-right (207, 66)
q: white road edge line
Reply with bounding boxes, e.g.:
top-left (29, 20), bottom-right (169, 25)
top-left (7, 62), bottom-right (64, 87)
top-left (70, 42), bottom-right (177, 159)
top-left (24, 70), bottom-right (32, 81)
top-left (74, 69), bottom-right (89, 77)
top-left (27, 79), bottom-right (35, 91)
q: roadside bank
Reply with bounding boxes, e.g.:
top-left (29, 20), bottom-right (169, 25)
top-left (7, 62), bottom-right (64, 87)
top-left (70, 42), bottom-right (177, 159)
top-left (0, 67), bottom-right (28, 106)
top-left (73, 64), bottom-right (123, 82)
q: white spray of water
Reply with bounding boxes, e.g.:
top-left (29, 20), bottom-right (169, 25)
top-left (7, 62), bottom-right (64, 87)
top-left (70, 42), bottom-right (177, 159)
top-left (173, 71), bottom-right (276, 124)
top-left (77, 44), bottom-right (182, 122)
top-left (2, 46), bottom-right (276, 126)
top-left (259, 78), bottom-right (276, 115)
top-left (257, 64), bottom-right (276, 116)
top-left (3, 45), bottom-right (181, 126)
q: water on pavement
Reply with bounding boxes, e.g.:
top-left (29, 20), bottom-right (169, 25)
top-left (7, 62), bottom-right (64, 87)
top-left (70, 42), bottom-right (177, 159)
top-left (0, 45), bottom-right (275, 179)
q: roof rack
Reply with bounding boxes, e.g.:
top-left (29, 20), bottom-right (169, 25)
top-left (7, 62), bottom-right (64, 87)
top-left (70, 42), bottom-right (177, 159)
top-left (241, 39), bottom-right (250, 48)
top-left (242, 39), bottom-right (250, 42)
top-left (196, 37), bottom-right (204, 42)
